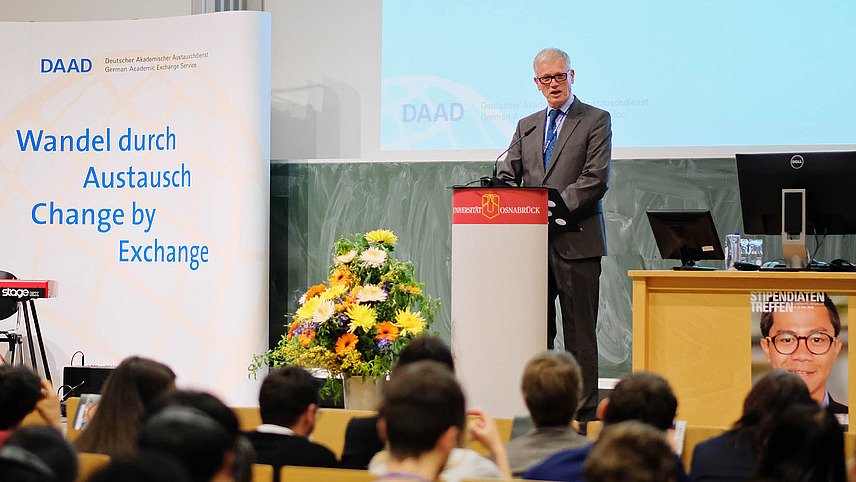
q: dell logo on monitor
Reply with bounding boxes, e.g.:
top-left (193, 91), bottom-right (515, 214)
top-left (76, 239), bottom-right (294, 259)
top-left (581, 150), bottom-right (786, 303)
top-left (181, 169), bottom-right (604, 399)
top-left (790, 155), bottom-right (805, 169)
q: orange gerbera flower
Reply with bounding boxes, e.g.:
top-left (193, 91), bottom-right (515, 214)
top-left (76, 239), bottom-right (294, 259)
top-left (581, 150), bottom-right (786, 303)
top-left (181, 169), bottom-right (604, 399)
top-left (298, 330), bottom-right (316, 346)
top-left (375, 321), bottom-right (400, 341)
top-left (335, 300), bottom-right (352, 312)
top-left (336, 333), bottom-right (359, 356)
top-left (329, 268), bottom-right (351, 287)
top-left (304, 284), bottom-right (327, 300)
top-left (287, 320), bottom-right (300, 341)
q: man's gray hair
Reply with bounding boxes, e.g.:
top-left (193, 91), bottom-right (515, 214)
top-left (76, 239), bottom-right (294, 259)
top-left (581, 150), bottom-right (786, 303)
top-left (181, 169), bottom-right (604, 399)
top-left (534, 48), bottom-right (571, 71)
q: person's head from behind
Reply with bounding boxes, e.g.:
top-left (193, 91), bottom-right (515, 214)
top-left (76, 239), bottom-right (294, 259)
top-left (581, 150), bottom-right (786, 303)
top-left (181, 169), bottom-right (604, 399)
top-left (75, 356), bottom-right (176, 456)
top-left (602, 372), bottom-right (677, 431)
top-left (378, 361), bottom-right (465, 476)
top-left (88, 450), bottom-right (192, 482)
top-left (734, 369), bottom-right (815, 449)
top-left (759, 294), bottom-right (842, 403)
top-left (754, 403), bottom-right (846, 482)
top-left (584, 421), bottom-right (675, 482)
top-left (0, 365), bottom-right (42, 431)
top-left (140, 390), bottom-right (239, 482)
top-left (0, 426), bottom-right (78, 482)
top-left (521, 351), bottom-right (582, 427)
top-left (396, 335), bottom-right (455, 372)
top-left (258, 366), bottom-right (320, 436)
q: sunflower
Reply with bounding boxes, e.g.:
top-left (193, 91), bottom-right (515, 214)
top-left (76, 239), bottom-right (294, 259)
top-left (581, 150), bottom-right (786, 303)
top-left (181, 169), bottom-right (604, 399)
top-left (335, 332), bottom-right (359, 356)
top-left (394, 307), bottom-right (425, 336)
top-left (365, 229), bottom-right (398, 245)
top-left (346, 304), bottom-right (377, 333)
top-left (375, 321), bottom-right (400, 341)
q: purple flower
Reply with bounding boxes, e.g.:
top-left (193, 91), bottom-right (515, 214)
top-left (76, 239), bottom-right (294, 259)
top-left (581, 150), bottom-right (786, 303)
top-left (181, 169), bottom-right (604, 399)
top-left (336, 314), bottom-right (350, 331)
top-left (377, 338), bottom-right (393, 353)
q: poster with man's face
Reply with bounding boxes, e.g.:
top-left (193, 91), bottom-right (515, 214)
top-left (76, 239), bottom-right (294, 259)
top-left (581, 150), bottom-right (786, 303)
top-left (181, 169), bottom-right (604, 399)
top-left (751, 291), bottom-right (848, 425)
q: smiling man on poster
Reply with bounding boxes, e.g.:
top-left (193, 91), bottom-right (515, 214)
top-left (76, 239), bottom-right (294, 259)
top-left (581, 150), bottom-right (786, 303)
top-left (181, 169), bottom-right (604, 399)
top-left (497, 47), bottom-right (611, 423)
top-left (759, 293), bottom-right (846, 415)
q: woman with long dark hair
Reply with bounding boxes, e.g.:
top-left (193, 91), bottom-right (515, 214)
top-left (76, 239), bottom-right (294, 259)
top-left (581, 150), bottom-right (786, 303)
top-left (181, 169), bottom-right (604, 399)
top-left (74, 356), bottom-right (175, 457)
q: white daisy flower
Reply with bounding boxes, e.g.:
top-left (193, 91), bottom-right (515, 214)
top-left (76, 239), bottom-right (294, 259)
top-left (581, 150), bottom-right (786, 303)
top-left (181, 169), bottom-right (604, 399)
top-left (335, 250), bottom-right (356, 264)
top-left (360, 247), bottom-right (387, 268)
top-left (356, 285), bottom-right (388, 303)
top-left (312, 300), bottom-right (336, 323)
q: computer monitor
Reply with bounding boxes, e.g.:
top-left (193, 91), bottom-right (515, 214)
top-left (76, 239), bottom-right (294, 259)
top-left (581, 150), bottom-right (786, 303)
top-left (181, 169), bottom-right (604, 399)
top-left (647, 209), bottom-right (725, 270)
top-left (736, 151), bottom-right (856, 267)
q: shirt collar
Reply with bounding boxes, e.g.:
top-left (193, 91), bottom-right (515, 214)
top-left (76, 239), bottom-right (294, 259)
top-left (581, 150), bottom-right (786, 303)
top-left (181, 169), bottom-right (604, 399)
top-left (821, 391), bottom-right (830, 408)
top-left (256, 423), bottom-right (297, 436)
top-left (548, 95), bottom-right (575, 116)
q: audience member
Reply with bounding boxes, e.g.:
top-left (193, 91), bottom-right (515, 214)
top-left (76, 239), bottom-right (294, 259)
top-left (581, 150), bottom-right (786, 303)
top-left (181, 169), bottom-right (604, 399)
top-left (74, 356), bottom-right (176, 457)
top-left (690, 369), bottom-right (815, 481)
top-left (0, 425), bottom-right (78, 482)
top-left (373, 361), bottom-right (466, 481)
top-left (341, 335), bottom-right (455, 469)
top-left (140, 390), bottom-right (240, 482)
top-left (583, 421), bottom-right (675, 482)
top-left (505, 351), bottom-right (590, 476)
top-left (751, 403), bottom-right (846, 482)
top-left (245, 366), bottom-right (337, 479)
top-left (359, 337), bottom-right (509, 480)
top-left (0, 365), bottom-right (61, 445)
top-left (89, 451), bottom-right (192, 482)
top-left (523, 371), bottom-right (688, 482)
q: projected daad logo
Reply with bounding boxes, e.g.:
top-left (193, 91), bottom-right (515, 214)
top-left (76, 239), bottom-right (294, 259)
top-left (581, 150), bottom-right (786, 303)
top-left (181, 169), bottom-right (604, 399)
top-left (41, 58), bottom-right (92, 73)
top-left (481, 194), bottom-right (500, 219)
top-left (380, 76), bottom-right (513, 150)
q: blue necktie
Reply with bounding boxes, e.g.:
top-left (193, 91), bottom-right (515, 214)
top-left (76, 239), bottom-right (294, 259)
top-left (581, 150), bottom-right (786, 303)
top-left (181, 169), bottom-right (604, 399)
top-left (544, 109), bottom-right (562, 169)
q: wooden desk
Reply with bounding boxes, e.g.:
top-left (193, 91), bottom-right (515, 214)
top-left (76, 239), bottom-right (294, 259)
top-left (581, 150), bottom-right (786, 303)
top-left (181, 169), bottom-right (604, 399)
top-left (630, 270), bottom-right (856, 428)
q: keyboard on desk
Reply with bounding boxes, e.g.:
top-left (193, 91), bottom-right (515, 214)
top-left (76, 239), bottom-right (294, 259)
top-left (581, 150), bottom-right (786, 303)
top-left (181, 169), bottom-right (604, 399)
top-left (0, 280), bottom-right (59, 300)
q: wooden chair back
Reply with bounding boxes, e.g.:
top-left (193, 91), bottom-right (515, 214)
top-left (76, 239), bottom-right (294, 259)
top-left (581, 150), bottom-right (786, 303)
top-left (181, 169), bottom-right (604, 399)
top-left (76, 452), bottom-right (110, 482)
top-left (280, 465), bottom-right (374, 482)
top-left (252, 463), bottom-right (275, 482)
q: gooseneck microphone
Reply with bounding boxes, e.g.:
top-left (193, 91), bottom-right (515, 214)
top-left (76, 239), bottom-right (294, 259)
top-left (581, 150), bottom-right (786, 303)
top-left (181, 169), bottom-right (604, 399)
top-left (482, 125), bottom-right (537, 187)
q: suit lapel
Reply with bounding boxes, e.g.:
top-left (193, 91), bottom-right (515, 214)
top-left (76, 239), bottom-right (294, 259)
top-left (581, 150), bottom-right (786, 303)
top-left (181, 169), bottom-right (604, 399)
top-left (544, 98), bottom-right (581, 178)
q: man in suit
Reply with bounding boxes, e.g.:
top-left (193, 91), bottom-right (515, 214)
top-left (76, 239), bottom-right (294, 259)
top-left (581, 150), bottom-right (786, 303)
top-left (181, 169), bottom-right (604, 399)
top-left (244, 366), bottom-right (338, 479)
top-left (498, 47), bottom-right (611, 422)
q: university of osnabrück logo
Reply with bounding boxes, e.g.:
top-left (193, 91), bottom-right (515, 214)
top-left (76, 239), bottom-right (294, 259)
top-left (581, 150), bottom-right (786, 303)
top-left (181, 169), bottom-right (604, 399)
top-left (481, 193), bottom-right (500, 219)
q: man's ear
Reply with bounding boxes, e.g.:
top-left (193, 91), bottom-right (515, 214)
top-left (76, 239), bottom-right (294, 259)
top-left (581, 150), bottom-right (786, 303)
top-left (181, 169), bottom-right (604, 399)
top-left (596, 397), bottom-right (609, 421)
top-left (760, 337), bottom-right (772, 363)
top-left (436, 425), bottom-right (460, 453)
top-left (376, 417), bottom-right (388, 443)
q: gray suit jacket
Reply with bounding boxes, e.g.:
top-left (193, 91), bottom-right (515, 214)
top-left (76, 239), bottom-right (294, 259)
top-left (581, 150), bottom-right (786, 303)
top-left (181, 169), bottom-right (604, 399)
top-left (498, 97), bottom-right (611, 259)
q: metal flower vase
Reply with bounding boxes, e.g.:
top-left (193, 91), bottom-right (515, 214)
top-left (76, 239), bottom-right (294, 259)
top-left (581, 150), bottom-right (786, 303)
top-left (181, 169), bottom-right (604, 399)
top-left (343, 376), bottom-right (383, 410)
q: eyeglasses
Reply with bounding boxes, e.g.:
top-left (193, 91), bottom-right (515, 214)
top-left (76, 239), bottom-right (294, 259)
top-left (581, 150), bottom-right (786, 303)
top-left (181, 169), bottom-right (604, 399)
top-left (536, 71), bottom-right (569, 85)
top-left (765, 333), bottom-right (836, 355)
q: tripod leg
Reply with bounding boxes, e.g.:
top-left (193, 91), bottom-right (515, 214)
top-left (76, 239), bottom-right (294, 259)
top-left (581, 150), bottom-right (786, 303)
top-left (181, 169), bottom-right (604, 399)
top-left (29, 300), bottom-right (52, 383)
top-left (21, 301), bottom-right (38, 373)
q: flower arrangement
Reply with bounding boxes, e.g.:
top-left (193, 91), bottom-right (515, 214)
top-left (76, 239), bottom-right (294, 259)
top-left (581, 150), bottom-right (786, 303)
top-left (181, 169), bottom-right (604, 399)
top-left (251, 229), bottom-right (439, 387)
